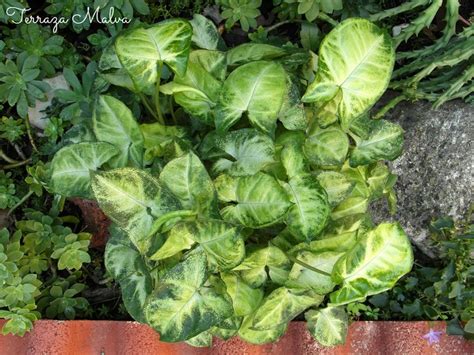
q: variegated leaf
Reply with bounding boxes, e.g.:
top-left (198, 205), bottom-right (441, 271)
top-left (104, 224), bottom-right (152, 323)
top-left (161, 50), bottom-right (225, 125)
top-left (220, 172), bottom-right (291, 228)
top-left (216, 61), bottom-right (287, 134)
top-left (149, 222), bottom-right (195, 261)
top-left (330, 222), bottom-right (413, 305)
top-left (221, 272), bottom-right (264, 317)
top-left (238, 313), bottom-right (287, 345)
top-left (233, 245), bottom-right (291, 287)
top-left (226, 43), bottom-right (287, 66)
top-left (190, 14), bottom-right (222, 50)
top-left (305, 306), bottom-right (348, 346)
top-left (50, 142), bottom-right (117, 198)
top-left (93, 95), bottom-right (144, 168)
top-left (304, 125), bottom-right (349, 167)
top-left (91, 168), bottom-right (181, 253)
top-left (252, 287), bottom-right (323, 330)
top-left (284, 174), bottom-right (330, 241)
top-left (183, 220), bottom-right (245, 271)
top-left (316, 171), bottom-right (354, 207)
top-left (159, 152), bottom-right (218, 217)
top-left (115, 20), bottom-right (192, 92)
top-left (286, 250), bottom-right (343, 293)
top-left (350, 120), bottom-right (404, 167)
top-left (211, 316), bottom-right (242, 340)
top-left (211, 129), bottom-right (276, 177)
top-left (331, 197), bottom-right (368, 220)
top-left (302, 18), bottom-right (395, 129)
top-left (145, 251), bottom-right (233, 342)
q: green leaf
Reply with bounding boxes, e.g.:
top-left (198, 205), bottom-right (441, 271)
top-left (115, 20), bottom-right (193, 92)
top-left (92, 168), bottom-right (181, 253)
top-left (105, 225), bottom-right (152, 323)
top-left (302, 18), bottom-right (395, 129)
top-left (221, 272), bottom-right (264, 317)
top-left (233, 245), bottom-right (291, 287)
top-left (177, 220), bottom-right (246, 271)
top-left (140, 122), bottom-right (190, 163)
top-left (226, 43), bottom-right (287, 66)
top-left (145, 251), bottom-right (233, 342)
top-left (300, 22), bottom-right (321, 52)
top-left (190, 14), bottom-right (222, 50)
top-left (216, 61), bottom-right (287, 134)
top-left (330, 222), bottom-right (413, 305)
top-left (220, 172), bottom-right (291, 228)
top-left (304, 125), bottom-right (349, 167)
top-left (317, 171), bottom-right (354, 207)
top-left (350, 120), bottom-right (404, 166)
top-left (287, 250), bottom-right (344, 293)
top-left (211, 129), bottom-right (276, 177)
top-left (284, 174), bottom-right (330, 241)
top-left (159, 152), bottom-right (217, 217)
top-left (93, 95), bottom-right (144, 168)
top-left (305, 306), bottom-right (348, 346)
top-left (161, 50), bottom-right (225, 125)
top-left (252, 287), bottom-right (323, 330)
top-left (290, 231), bottom-right (358, 255)
top-left (331, 197), bottom-right (368, 220)
top-left (185, 330), bottom-right (213, 347)
top-left (280, 138), bottom-right (309, 179)
top-left (238, 313), bottom-right (287, 345)
top-left (148, 222), bottom-right (195, 261)
top-left (50, 142), bottom-right (117, 198)
top-left (211, 316), bottom-right (242, 340)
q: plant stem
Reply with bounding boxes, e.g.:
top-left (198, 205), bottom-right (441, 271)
top-left (154, 62), bottom-right (164, 125)
top-left (2, 158), bottom-right (32, 169)
top-left (169, 96), bottom-right (177, 125)
top-left (25, 115), bottom-right (39, 153)
top-left (265, 20), bottom-right (294, 33)
top-left (317, 13), bottom-right (338, 27)
top-left (12, 143), bottom-right (26, 160)
top-left (0, 149), bottom-right (19, 164)
top-left (373, 94), bottom-right (407, 119)
top-left (7, 190), bottom-right (33, 216)
top-left (286, 252), bottom-right (332, 277)
top-left (138, 93), bottom-right (160, 121)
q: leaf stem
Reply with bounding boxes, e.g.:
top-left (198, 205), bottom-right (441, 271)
top-left (2, 158), bottom-right (32, 169)
top-left (283, 249), bottom-right (332, 277)
top-left (0, 149), bottom-right (19, 164)
top-left (169, 96), bottom-right (177, 125)
top-left (373, 94), bottom-right (407, 119)
top-left (317, 13), bottom-right (339, 27)
top-left (154, 62), bottom-right (164, 125)
top-left (25, 115), bottom-right (39, 153)
top-left (138, 93), bottom-right (160, 121)
top-left (7, 190), bottom-right (33, 217)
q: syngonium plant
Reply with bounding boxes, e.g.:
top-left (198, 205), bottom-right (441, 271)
top-left (49, 17), bottom-right (413, 346)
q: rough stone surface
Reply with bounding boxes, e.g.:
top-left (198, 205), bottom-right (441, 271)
top-left (372, 99), bottom-right (473, 258)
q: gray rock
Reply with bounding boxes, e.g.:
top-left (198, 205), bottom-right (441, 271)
top-left (372, 99), bottom-right (473, 258)
top-left (28, 74), bottom-right (69, 129)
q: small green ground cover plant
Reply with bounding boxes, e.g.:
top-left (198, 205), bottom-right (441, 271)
top-left (48, 17), bottom-right (413, 347)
